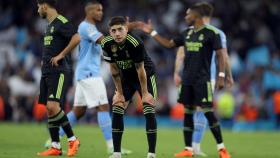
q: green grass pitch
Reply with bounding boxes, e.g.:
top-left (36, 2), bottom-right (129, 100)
top-left (0, 123), bottom-right (279, 158)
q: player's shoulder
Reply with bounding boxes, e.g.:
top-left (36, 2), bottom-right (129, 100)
top-left (56, 15), bottom-right (70, 25)
top-left (126, 33), bottom-right (143, 48)
top-left (78, 21), bottom-right (96, 32)
top-left (181, 26), bottom-right (194, 35)
top-left (101, 35), bottom-right (114, 48)
top-left (204, 24), bottom-right (222, 35)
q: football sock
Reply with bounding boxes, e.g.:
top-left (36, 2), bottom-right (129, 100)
top-left (112, 106), bottom-right (124, 152)
top-left (58, 111), bottom-right (77, 137)
top-left (193, 111), bottom-right (207, 143)
top-left (183, 108), bottom-right (194, 148)
top-left (143, 104), bottom-right (157, 153)
top-left (48, 110), bottom-right (63, 143)
top-left (204, 109), bottom-right (223, 144)
top-left (97, 111), bottom-right (113, 149)
top-left (57, 110), bottom-right (75, 139)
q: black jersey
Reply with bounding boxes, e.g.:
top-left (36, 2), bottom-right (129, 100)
top-left (41, 15), bottom-right (76, 74)
top-left (101, 33), bottom-right (155, 81)
top-left (174, 25), bottom-right (222, 85)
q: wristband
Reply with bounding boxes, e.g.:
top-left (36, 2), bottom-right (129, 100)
top-left (150, 30), bottom-right (158, 37)
top-left (219, 72), bottom-right (225, 78)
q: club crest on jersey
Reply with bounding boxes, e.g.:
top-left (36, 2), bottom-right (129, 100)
top-left (111, 45), bottom-right (118, 53)
top-left (199, 34), bottom-right (204, 41)
top-left (50, 26), bottom-right (54, 33)
top-left (126, 50), bottom-right (130, 58)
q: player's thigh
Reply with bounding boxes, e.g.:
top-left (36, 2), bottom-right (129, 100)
top-left (194, 82), bottom-right (213, 108)
top-left (38, 75), bottom-right (48, 105)
top-left (73, 80), bottom-right (87, 107)
top-left (82, 77), bottom-right (109, 109)
top-left (45, 72), bottom-right (70, 106)
top-left (178, 84), bottom-right (195, 108)
top-left (147, 74), bottom-right (158, 99)
top-left (121, 81), bottom-right (136, 103)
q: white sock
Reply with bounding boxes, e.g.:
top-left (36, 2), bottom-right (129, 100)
top-left (184, 146), bottom-right (193, 151)
top-left (51, 142), bottom-right (61, 149)
top-left (113, 152), bottom-right (121, 157)
top-left (147, 152), bottom-right (156, 158)
top-left (68, 136), bottom-right (77, 141)
top-left (192, 142), bottom-right (200, 152)
top-left (106, 139), bottom-right (114, 149)
top-left (217, 143), bottom-right (225, 150)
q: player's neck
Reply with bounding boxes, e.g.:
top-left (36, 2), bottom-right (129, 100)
top-left (47, 9), bottom-right (59, 24)
top-left (85, 16), bottom-right (96, 25)
top-left (193, 21), bottom-right (205, 31)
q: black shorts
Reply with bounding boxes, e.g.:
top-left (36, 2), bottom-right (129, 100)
top-left (38, 72), bottom-right (70, 105)
top-left (122, 74), bottom-right (157, 102)
top-left (178, 82), bottom-right (213, 108)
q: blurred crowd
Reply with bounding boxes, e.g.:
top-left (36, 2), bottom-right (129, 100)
top-left (0, 0), bottom-right (280, 129)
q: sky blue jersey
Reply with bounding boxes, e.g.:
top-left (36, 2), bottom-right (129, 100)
top-left (76, 21), bottom-right (103, 81)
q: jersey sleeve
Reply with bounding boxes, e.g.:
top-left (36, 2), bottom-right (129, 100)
top-left (78, 23), bottom-right (103, 43)
top-left (212, 31), bottom-right (223, 50)
top-left (173, 29), bottom-right (188, 46)
top-left (173, 34), bottom-right (185, 47)
top-left (130, 43), bottom-right (145, 63)
top-left (58, 22), bottom-right (76, 39)
top-left (101, 36), bottom-right (114, 63)
top-left (219, 30), bottom-right (227, 49)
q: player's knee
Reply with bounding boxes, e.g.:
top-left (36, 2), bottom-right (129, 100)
top-left (46, 102), bottom-right (61, 116)
top-left (73, 107), bottom-right (86, 119)
top-left (143, 104), bottom-right (155, 115)
top-left (96, 104), bottom-right (110, 112)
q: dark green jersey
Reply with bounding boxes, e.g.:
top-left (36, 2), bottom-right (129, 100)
top-left (101, 33), bottom-right (155, 81)
top-left (174, 25), bottom-right (222, 85)
top-left (42, 15), bottom-right (76, 74)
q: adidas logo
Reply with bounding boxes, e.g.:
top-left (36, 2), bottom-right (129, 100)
top-left (202, 98), bottom-right (207, 102)
top-left (49, 94), bottom-right (54, 98)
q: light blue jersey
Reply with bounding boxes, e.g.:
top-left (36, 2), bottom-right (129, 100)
top-left (76, 21), bottom-right (103, 81)
top-left (210, 25), bottom-right (227, 81)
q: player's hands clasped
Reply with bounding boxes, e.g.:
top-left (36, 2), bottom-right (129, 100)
top-left (142, 92), bottom-right (155, 105)
top-left (174, 73), bottom-right (182, 87)
top-left (113, 91), bottom-right (125, 106)
top-left (50, 53), bottom-right (64, 67)
top-left (226, 76), bottom-right (234, 88)
top-left (215, 77), bottom-right (225, 90)
top-left (140, 19), bottom-right (154, 34)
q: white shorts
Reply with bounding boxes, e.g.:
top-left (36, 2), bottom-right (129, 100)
top-left (74, 77), bottom-right (109, 108)
top-left (211, 79), bottom-right (216, 92)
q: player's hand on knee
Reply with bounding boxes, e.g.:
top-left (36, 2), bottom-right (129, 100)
top-left (113, 92), bottom-right (125, 105)
top-left (142, 92), bottom-right (155, 105)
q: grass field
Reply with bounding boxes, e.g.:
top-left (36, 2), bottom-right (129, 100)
top-left (0, 123), bottom-right (279, 158)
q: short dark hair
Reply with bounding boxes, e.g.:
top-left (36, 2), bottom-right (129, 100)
top-left (108, 16), bottom-right (127, 27)
top-left (37, 0), bottom-right (57, 8)
top-left (84, 0), bottom-right (101, 7)
top-left (195, 2), bottom-right (214, 17)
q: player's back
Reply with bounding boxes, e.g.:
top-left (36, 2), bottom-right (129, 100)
top-left (76, 21), bottom-right (103, 81)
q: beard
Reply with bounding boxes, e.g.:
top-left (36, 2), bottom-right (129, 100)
top-left (40, 12), bottom-right (47, 19)
top-left (187, 19), bottom-right (195, 26)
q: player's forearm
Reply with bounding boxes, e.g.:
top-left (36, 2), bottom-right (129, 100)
top-left (224, 52), bottom-right (233, 78)
top-left (135, 62), bottom-right (149, 94)
top-left (151, 33), bottom-right (176, 48)
top-left (216, 50), bottom-right (225, 75)
top-left (110, 64), bottom-right (123, 94)
top-left (174, 47), bottom-right (185, 74)
top-left (60, 33), bottom-right (80, 57)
